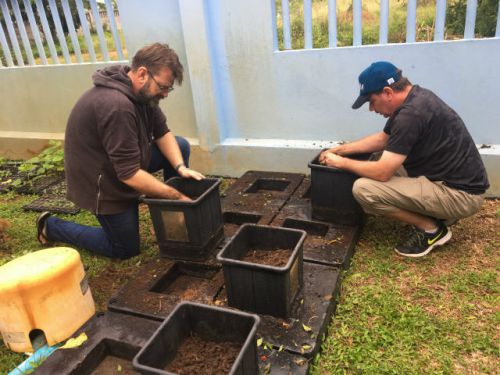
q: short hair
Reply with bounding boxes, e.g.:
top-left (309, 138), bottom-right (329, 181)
top-left (131, 43), bottom-right (183, 85)
top-left (372, 69), bottom-right (411, 95)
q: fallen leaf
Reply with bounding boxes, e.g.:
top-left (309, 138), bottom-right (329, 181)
top-left (302, 323), bottom-right (312, 332)
top-left (294, 358), bottom-right (306, 366)
top-left (300, 344), bottom-right (312, 354)
top-left (257, 338), bottom-right (263, 347)
top-left (60, 332), bottom-right (88, 349)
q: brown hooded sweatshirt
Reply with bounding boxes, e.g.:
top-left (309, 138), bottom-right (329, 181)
top-left (64, 65), bottom-right (169, 214)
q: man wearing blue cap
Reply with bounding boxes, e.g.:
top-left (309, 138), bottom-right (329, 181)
top-left (319, 61), bottom-right (489, 258)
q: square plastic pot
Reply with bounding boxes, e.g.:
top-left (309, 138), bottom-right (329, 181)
top-left (132, 301), bottom-right (260, 375)
top-left (142, 178), bottom-right (223, 260)
top-left (308, 150), bottom-right (371, 225)
top-left (217, 224), bottom-right (306, 318)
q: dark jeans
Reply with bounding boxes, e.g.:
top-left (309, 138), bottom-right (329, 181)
top-left (45, 136), bottom-right (190, 259)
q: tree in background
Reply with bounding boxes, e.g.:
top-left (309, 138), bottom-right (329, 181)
top-left (446, 0), bottom-right (499, 37)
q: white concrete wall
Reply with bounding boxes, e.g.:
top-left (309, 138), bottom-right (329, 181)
top-left (1, 0), bottom-right (499, 195)
top-left (126, 0), bottom-right (499, 194)
top-left (116, 0), bottom-right (198, 140)
top-left (0, 63), bottom-right (117, 158)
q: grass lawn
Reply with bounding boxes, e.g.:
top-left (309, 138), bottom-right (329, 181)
top-left (0, 189), bottom-right (498, 374)
top-left (310, 198), bottom-right (499, 374)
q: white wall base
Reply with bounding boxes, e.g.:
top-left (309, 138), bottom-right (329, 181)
top-left (190, 139), bottom-right (500, 198)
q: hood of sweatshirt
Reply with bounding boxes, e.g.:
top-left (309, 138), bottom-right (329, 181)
top-left (92, 65), bottom-right (137, 102)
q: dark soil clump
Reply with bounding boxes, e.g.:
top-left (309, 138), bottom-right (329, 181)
top-left (241, 248), bottom-right (292, 267)
top-left (165, 333), bottom-right (241, 374)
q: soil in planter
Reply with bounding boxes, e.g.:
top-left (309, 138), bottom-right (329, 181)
top-left (165, 333), bottom-right (241, 375)
top-left (241, 248), bottom-right (292, 267)
top-left (90, 355), bottom-right (137, 374)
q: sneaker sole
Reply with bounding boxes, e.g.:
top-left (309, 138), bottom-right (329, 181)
top-left (394, 230), bottom-right (452, 258)
top-left (36, 211), bottom-right (52, 246)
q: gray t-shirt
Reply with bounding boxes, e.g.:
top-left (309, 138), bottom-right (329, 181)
top-left (383, 85), bottom-right (489, 194)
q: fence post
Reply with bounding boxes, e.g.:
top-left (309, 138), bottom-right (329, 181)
top-left (178, 0), bottom-right (222, 151)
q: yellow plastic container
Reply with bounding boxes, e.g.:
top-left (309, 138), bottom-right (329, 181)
top-left (0, 247), bottom-right (95, 352)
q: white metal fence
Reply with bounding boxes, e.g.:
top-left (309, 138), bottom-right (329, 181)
top-left (272, 0), bottom-right (500, 50)
top-left (0, 0), bottom-right (126, 67)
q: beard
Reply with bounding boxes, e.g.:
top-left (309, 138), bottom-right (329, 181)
top-left (136, 81), bottom-right (164, 107)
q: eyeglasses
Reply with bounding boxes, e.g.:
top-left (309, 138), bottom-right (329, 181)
top-left (147, 70), bottom-right (174, 93)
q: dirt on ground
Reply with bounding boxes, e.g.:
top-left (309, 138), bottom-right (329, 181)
top-left (89, 262), bottom-right (142, 311)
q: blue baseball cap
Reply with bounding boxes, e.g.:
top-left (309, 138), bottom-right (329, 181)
top-left (352, 61), bottom-right (401, 109)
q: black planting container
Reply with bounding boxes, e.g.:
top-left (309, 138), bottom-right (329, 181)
top-left (142, 178), bottom-right (223, 260)
top-left (132, 302), bottom-right (260, 375)
top-left (217, 224), bottom-right (306, 318)
top-left (308, 150), bottom-right (371, 225)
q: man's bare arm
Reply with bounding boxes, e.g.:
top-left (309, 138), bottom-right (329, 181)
top-left (321, 150), bottom-right (406, 181)
top-left (322, 131), bottom-right (389, 156)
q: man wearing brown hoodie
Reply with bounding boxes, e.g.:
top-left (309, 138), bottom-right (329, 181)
top-left (36, 43), bottom-right (204, 259)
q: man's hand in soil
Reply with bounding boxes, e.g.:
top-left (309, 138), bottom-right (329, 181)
top-left (177, 166), bottom-right (205, 181)
top-left (320, 142), bottom-right (351, 161)
top-left (319, 152), bottom-right (345, 169)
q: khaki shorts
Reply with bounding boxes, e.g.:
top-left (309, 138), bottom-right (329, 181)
top-left (352, 176), bottom-right (484, 222)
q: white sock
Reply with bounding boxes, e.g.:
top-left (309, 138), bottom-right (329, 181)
top-left (425, 226), bottom-right (439, 234)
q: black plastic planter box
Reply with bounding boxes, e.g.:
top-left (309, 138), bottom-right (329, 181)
top-left (23, 195), bottom-right (80, 214)
top-left (308, 150), bottom-right (371, 225)
top-left (217, 224), bottom-right (306, 318)
top-left (221, 171), bottom-right (304, 226)
top-left (133, 302), bottom-right (260, 375)
top-left (108, 258), bottom-right (224, 321)
top-left (34, 312), bottom-right (161, 375)
top-left (142, 178), bottom-right (223, 260)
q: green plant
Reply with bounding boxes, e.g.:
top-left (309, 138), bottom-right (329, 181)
top-left (17, 141), bottom-right (64, 177)
top-left (7, 141), bottom-right (65, 189)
